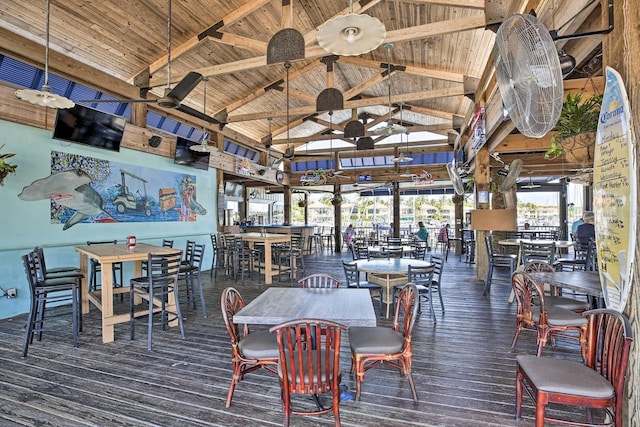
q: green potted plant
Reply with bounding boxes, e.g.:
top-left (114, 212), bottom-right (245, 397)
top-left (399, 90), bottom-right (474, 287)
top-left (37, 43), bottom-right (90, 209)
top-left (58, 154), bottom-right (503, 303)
top-left (545, 92), bottom-right (602, 163)
top-left (0, 144), bottom-right (17, 185)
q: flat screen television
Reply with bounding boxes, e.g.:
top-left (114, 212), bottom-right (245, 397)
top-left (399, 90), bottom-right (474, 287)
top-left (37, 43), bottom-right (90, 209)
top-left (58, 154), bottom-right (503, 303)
top-left (174, 136), bottom-right (210, 170)
top-left (224, 181), bottom-right (243, 198)
top-left (53, 104), bottom-right (126, 152)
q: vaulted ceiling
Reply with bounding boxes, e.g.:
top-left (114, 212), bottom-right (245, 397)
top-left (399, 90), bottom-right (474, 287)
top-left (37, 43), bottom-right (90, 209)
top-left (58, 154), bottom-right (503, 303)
top-left (0, 0), bottom-right (607, 184)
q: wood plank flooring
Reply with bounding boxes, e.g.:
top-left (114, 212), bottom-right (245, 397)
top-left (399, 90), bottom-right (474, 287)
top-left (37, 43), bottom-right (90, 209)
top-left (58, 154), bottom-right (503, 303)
top-left (0, 249), bottom-right (586, 426)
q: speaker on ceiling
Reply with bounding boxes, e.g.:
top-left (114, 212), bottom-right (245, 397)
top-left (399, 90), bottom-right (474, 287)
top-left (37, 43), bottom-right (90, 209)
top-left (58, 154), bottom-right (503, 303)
top-left (148, 135), bottom-right (162, 148)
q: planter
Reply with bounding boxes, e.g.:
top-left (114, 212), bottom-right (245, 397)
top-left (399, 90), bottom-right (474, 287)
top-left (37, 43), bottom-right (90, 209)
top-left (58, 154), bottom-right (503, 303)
top-left (560, 131), bottom-right (595, 164)
top-left (0, 171), bottom-right (7, 185)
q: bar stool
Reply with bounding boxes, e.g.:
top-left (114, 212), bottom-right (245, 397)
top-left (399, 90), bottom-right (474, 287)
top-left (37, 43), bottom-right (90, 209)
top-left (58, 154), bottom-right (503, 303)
top-left (87, 240), bottom-right (124, 295)
top-left (129, 251), bottom-right (185, 350)
top-left (322, 227), bottom-right (334, 251)
top-left (22, 251), bottom-right (82, 357)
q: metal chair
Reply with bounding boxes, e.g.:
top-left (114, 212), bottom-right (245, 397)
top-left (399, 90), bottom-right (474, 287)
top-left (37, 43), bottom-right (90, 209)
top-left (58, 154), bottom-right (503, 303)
top-left (276, 234), bottom-right (305, 282)
top-left (179, 242), bottom-right (207, 317)
top-left (342, 261), bottom-right (383, 313)
top-left (520, 240), bottom-right (557, 265)
top-left (483, 235), bottom-right (517, 296)
top-left (22, 251), bottom-right (82, 357)
top-left (270, 318), bottom-right (347, 426)
top-left (516, 309), bottom-right (633, 427)
top-left (129, 251), bottom-right (185, 350)
top-left (393, 264), bottom-right (436, 322)
top-left (349, 284), bottom-right (420, 402)
top-left (220, 287), bottom-right (278, 408)
top-left (87, 240), bottom-right (123, 295)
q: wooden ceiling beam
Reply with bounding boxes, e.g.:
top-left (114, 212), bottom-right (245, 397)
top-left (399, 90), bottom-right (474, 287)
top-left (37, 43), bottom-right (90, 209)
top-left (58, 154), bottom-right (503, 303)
top-left (152, 14), bottom-right (488, 87)
top-left (227, 87), bottom-right (465, 122)
top-left (147, 0), bottom-right (272, 75)
top-left (337, 56), bottom-right (466, 83)
top-left (396, 0), bottom-right (484, 8)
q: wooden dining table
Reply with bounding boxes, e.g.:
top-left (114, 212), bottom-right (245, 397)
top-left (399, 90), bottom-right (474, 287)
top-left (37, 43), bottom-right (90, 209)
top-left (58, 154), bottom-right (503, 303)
top-left (75, 242), bottom-right (181, 343)
top-left (229, 232), bottom-right (292, 284)
top-left (529, 271), bottom-right (604, 308)
top-left (233, 287), bottom-right (376, 327)
top-left (355, 258), bottom-right (432, 319)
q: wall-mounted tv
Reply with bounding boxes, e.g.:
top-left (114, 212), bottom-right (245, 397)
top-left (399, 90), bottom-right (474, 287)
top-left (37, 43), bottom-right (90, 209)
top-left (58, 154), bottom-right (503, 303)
top-left (224, 181), bottom-right (243, 198)
top-left (53, 104), bottom-right (126, 152)
top-left (174, 137), bottom-right (210, 170)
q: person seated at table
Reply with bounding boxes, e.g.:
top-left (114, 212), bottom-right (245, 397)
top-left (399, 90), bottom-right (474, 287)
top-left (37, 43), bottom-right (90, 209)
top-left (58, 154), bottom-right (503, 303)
top-left (571, 212), bottom-right (586, 240)
top-left (522, 222), bottom-right (533, 239)
top-left (415, 221), bottom-right (429, 242)
top-left (575, 211), bottom-right (595, 245)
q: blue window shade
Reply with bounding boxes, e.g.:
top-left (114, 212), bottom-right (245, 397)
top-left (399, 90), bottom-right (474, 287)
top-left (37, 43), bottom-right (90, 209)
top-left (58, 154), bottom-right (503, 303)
top-left (291, 159), bottom-right (334, 172)
top-left (223, 139), bottom-right (258, 162)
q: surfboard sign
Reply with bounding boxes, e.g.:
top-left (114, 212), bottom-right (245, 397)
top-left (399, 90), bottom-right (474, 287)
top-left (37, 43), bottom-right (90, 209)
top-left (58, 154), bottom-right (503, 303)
top-left (593, 67), bottom-right (637, 312)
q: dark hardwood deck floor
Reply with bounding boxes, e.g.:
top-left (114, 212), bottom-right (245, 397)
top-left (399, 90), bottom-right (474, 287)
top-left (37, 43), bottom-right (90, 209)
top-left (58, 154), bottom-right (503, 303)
top-left (0, 249), bottom-right (585, 426)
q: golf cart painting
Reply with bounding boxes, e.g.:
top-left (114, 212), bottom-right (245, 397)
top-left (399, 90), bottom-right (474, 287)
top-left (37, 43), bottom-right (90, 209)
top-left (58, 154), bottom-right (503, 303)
top-left (18, 151), bottom-right (207, 229)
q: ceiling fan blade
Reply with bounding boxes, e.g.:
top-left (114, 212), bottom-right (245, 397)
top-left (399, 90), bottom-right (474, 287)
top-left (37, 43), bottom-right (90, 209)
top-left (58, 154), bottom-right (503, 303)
top-left (78, 98), bottom-right (155, 104)
top-left (166, 71), bottom-right (203, 102)
top-left (176, 104), bottom-right (223, 124)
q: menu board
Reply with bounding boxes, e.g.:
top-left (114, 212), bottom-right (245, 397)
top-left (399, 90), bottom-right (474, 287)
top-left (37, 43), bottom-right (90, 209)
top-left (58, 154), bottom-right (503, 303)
top-left (593, 67), bottom-right (637, 312)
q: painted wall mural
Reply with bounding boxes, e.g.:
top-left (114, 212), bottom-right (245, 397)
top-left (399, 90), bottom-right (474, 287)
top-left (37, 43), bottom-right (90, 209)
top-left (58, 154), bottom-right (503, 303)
top-left (18, 151), bottom-right (206, 229)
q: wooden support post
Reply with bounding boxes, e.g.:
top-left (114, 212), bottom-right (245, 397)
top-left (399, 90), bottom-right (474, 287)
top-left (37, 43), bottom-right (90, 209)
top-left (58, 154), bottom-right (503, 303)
top-left (475, 146), bottom-right (491, 281)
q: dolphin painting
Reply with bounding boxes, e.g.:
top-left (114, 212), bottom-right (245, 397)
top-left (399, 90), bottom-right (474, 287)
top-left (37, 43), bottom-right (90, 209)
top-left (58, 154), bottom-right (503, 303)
top-left (18, 169), bottom-right (114, 230)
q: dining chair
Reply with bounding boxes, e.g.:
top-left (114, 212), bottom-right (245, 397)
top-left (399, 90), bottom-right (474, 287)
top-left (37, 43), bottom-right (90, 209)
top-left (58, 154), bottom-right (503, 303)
top-left (179, 242), bottom-right (207, 318)
top-left (86, 240), bottom-right (124, 295)
top-left (351, 245), bottom-right (369, 260)
top-left (129, 250), bottom-right (185, 350)
top-left (393, 264), bottom-right (436, 321)
top-left (22, 251), bottom-right (81, 357)
top-left (523, 261), bottom-right (591, 312)
top-left (221, 287), bottom-right (278, 408)
top-left (511, 271), bottom-right (587, 357)
top-left (483, 235), bottom-right (517, 296)
top-left (33, 246), bottom-right (81, 279)
top-left (520, 240), bottom-right (557, 265)
top-left (555, 239), bottom-right (591, 271)
top-left (349, 283), bottom-right (420, 402)
top-left (516, 309), bottom-right (633, 427)
top-left (276, 234), bottom-right (305, 282)
top-left (269, 318), bottom-right (348, 427)
top-left (297, 273), bottom-right (341, 288)
top-left (342, 261), bottom-right (383, 313)
top-left (142, 239), bottom-right (173, 275)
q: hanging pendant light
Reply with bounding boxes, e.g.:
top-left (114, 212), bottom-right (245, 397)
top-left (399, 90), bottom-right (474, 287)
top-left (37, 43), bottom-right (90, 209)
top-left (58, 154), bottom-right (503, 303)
top-left (392, 102), bottom-right (412, 163)
top-left (317, 0), bottom-right (386, 56)
top-left (191, 77), bottom-right (217, 153)
top-left (15, 0), bottom-right (74, 109)
top-left (374, 44), bottom-right (407, 136)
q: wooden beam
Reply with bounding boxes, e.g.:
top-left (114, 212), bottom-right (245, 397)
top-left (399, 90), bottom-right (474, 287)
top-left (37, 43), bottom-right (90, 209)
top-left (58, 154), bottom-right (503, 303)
top-left (148, 0), bottom-right (272, 75)
top-left (337, 56), bottom-right (466, 83)
top-left (397, 0), bottom-right (484, 8)
top-left (152, 14), bottom-right (487, 87)
top-left (228, 87), bottom-right (466, 122)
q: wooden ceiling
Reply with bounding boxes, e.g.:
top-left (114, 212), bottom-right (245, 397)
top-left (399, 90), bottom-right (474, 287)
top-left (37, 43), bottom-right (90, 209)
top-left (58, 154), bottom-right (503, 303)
top-left (0, 0), bottom-right (607, 183)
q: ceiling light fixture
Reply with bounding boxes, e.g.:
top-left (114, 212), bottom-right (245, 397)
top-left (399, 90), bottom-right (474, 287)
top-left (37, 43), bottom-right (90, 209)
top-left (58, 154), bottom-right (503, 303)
top-left (15, 0), bottom-right (74, 109)
top-left (190, 77), bottom-right (217, 153)
top-left (317, 0), bottom-right (386, 56)
top-left (392, 102), bottom-right (412, 163)
top-left (374, 43), bottom-right (407, 136)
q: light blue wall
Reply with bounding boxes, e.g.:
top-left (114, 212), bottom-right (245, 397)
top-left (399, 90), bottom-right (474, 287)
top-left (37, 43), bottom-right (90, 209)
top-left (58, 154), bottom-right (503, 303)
top-left (0, 119), bottom-right (217, 319)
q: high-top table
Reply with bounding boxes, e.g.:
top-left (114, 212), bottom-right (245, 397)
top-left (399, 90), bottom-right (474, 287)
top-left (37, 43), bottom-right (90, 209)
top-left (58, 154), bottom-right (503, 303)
top-left (355, 258), bottom-right (432, 319)
top-left (75, 242), bottom-right (181, 343)
top-left (233, 287), bottom-right (376, 327)
top-left (229, 232), bottom-right (292, 284)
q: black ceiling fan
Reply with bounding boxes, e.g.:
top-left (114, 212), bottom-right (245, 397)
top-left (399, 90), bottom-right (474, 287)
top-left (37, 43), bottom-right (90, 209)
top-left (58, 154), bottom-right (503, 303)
top-left (78, 0), bottom-right (222, 125)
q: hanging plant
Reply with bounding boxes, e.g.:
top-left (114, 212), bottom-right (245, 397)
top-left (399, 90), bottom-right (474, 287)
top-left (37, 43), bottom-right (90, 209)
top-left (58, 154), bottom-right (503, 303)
top-left (297, 199), bottom-right (307, 208)
top-left (0, 144), bottom-right (17, 185)
top-left (330, 194), bottom-right (343, 205)
top-left (545, 92), bottom-right (602, 162)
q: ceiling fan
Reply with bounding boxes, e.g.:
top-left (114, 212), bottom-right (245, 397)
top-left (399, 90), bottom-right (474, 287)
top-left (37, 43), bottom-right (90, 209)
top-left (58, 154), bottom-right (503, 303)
top-left (521, 172), bottom-right (541, 189)
top-left (78, 0), bottom-right (221, 125)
